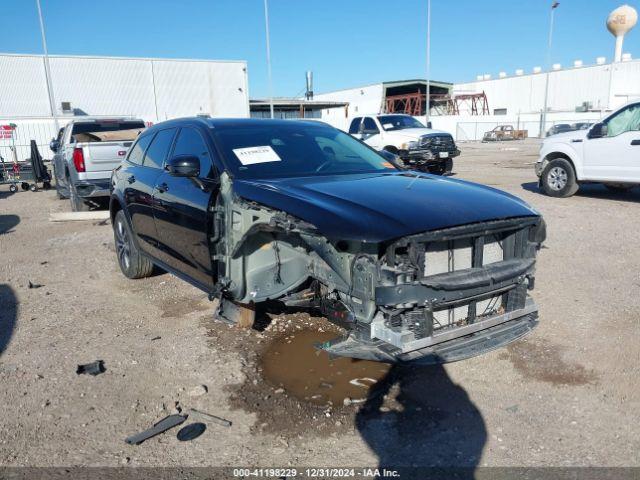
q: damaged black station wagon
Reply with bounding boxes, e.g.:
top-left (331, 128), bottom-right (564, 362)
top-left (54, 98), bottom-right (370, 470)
top-left (110, 118), bottom-right (545, 364)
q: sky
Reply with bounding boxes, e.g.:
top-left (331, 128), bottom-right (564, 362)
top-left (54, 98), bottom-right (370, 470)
top-left (0, 0), bottom-right (638, 98)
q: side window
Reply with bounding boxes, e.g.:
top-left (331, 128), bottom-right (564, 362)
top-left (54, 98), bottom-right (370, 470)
top-left (348, 118), bottom-right (362, 134)
top-left (606, 104), bottom-right (640, 137)
top-left (143, 128), bottom-right (176, 169)
top-left (127, 134), bottom-right (153, 165)
top-left (172, 127), bottom-right (213, 177)
top-left (362, 117), bottom-right (379, 134)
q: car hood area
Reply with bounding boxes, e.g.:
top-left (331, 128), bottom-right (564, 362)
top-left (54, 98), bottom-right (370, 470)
top-left (232, 172), bottom-right (539, 243)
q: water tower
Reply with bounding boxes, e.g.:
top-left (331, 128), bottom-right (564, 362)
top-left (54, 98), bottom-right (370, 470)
top-left (607, 5), bottom-right (638, 62)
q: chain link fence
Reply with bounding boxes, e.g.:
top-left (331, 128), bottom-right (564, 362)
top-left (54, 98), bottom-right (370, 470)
top-left (0, 120), bottom-right (59, 164)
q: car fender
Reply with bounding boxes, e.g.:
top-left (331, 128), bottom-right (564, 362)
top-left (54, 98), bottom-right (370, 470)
top-left (538, 141), bottom-right (583, 180)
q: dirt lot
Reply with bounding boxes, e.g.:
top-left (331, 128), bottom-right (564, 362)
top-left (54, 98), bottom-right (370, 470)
top-left (0, 139), bottom-right (638, 470)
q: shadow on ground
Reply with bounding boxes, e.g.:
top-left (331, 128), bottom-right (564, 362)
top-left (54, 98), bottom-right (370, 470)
top-left (522, 181), bottom-right (640, 202)
top-left (356, 364), bottom-right (486, 477)
top-left (0, 284), bottom-right (18, 358)
top-left (0, 214), bottom-right (20, 234)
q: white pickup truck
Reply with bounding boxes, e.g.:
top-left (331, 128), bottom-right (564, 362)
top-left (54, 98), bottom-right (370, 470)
top-left (50, 118), bottom-right (146, 210)
top-left (536, 102), bottom-right (640, 197)
top-left (348, 114), bottom-right (460, 175)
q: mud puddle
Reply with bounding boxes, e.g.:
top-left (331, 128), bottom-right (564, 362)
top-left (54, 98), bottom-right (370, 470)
top-left (261, 329), bottom-right (391, 406)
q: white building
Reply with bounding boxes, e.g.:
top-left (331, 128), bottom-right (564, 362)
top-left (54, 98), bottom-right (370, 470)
top-left (0, 53), bottom-right (249, 161)
top-left (456, 57), bottom-right (640, 116)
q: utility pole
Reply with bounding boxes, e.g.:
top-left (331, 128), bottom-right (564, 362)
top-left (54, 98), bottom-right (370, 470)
top-left (263, 0), bottom-right (274, 119)
top-left (36, 0), bottom-right (59, 131)
top-left (425, 0), bottom-right (431, 127)
top-left (540, 1), bottom-right (559, 138)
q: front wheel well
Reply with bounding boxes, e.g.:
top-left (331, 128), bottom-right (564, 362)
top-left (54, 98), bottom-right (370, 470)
top-left (109, 197), bottom-right (122, 224)
top-left (383, 145), bottom-right (399, 154)
top-left (544, 152), bottom-right (577, 177)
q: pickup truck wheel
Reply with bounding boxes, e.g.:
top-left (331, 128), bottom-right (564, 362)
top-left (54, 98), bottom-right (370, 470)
top-left (113, 210), bottom-right (154, 279)
top-left (69, 183), bottom-right (90, 212)
top-left (541, 159), bottom-right (578, 197)
top-left (430, 159), bottom-right (453, 175)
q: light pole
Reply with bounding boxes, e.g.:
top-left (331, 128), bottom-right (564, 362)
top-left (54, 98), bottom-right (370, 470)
top-left (263, 0), bottom-right (274, 119)
top-left (36, 0), bottom-right (59, 131)
top-left (540, 1), bottom-right (559, 137)
top-left (425, 0), bottom-right (431, 127)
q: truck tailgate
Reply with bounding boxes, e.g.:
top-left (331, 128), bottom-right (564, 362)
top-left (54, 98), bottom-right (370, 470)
top-left (81, 141), bottom-right (132, 173)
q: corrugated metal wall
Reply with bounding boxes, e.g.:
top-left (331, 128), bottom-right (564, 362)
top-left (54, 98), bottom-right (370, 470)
top-left (454, 60), bottom-right (640, 115)
top-left (0, 54), bottom-right (249, 121)
top-left (0, 54), bottom-right (249, 161)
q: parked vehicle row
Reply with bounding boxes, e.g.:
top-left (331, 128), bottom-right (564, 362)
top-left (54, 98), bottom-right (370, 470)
top-left (110, 117), bottom-right (545, 365)
top-left (537, 102), bottom-right (640, 197)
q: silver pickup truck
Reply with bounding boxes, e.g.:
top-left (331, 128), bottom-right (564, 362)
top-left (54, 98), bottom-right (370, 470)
top-left (50, 118), bottom-right (145, 211)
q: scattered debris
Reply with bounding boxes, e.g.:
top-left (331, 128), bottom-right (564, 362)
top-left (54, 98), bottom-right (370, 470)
top-left (188, 384), bottom-right (208, 397)
top-left (150, 336), bottom-right (161, 341)
top-left (188, 408), bottom-right (232, 427)
top-left (176, 422), bottom-right (207, 442)
top-left (28, 281), bottom-right (43, 289)
top-left (125, 414), bottom-right (187, 445)
top-left (76, 360), bottom-right (106, 376)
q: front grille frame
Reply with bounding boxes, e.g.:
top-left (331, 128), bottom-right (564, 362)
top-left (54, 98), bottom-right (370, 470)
top-left (378, 217), bottom-right (541, 340)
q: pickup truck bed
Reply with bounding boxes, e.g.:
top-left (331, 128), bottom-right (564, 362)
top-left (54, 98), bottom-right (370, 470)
top-left (51, 119), bottom-right (145, 211)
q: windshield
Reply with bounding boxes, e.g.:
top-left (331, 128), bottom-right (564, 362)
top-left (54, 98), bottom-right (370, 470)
top-left (212, 123), bottom-right (397, 179)
top-left (378, 115), bottom-right (425, 131)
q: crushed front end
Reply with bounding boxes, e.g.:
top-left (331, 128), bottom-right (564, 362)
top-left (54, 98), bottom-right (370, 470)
top-left (319, 216), bottom-right (545, 364)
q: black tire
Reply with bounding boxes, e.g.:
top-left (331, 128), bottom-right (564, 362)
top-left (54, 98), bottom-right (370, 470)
top-left (541, 158), bottom-right (578, 198)
top-left (605, 183), bottom-right (634, 193)
top-left (43, 181), bottom-right (51, 190)
top-left (69, 182), bottom-right (90, 212)
top-left (113, 210), bottom-right (154, 279)
top-left (21, 182), bottom-right (29, 191)
top-left (383, 146), bottom-right (398, 154)
top-left (9, 184), bottom-right (17, 193)
top-left (430, 158), bottom-right (453, 176)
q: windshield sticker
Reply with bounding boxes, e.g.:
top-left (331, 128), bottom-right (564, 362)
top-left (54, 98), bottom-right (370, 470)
top-left (233, 145), bottom-right (282, 165)
top-left (382, 123), bottom-right (394, 129)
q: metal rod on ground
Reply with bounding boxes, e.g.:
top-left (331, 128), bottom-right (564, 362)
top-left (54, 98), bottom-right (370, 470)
top-left (188, 408), bottom-right (232, 427)
top-left (263, 0), bottom-right (274, 119)
top-left (425, 0), bottom-right (431, 127)
top-left (540, 1), bottom-right (559, 138)
top-left (35, 0), bottom-right (59, 132)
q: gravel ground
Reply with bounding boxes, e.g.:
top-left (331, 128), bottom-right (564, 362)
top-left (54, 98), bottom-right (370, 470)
top-left (0, 139), bottom-right (638, 469)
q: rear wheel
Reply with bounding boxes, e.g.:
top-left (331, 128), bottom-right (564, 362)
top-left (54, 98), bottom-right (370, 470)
top-left (541, 158), bottom-right (578, 198)
top-left (113, 210), bottom-right (154, 279)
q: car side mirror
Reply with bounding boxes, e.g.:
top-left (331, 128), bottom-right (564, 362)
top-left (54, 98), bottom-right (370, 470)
top-left (167, 155), bottom-right (199, 177)
top-left (49, 139), bottom-right (60, 153)
top-left (588, 122), bottom-right (607, 139)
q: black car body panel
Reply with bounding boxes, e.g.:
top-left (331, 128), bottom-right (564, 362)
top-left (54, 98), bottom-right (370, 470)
top-left (232, 172), bottom-right (538, 242)
top-left (110, 117), bottom-right (545, 364)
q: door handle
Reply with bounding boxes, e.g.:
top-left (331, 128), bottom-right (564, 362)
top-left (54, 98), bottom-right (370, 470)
top-left (631, 140), bottom-right (640, 146)
top-left (157, 182), bottom-right (169, 193)
top-left (127, 175), bottom-right (135, 184)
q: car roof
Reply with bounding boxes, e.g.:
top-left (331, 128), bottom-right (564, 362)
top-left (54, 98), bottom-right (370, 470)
top-left (144, 117), bottom-right (327, 134)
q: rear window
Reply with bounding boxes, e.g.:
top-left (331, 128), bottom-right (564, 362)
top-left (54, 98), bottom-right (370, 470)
top-left (71, 121), bottom-right (146, 143)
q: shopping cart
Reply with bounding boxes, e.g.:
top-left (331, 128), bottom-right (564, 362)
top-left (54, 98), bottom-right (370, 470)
top-left (0, 141), bottom-right (52, 193)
